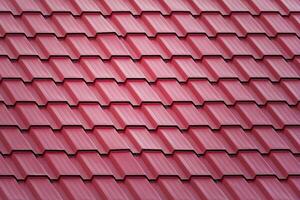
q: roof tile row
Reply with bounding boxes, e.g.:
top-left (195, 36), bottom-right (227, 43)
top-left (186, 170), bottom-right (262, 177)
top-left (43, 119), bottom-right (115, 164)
top-left (1, 13), bottom-right (299, 37)
top-left (1, 102), bottom-right (299, 130)
top-left (1, 0), bottom-right (300, 16)
top-left (1, 35), bottom-right (299, 60)
top-left (1, 127), bottom-right (299, 155)
top-left (1, 177), bottom-right (299, 200)
top-left (1, 79), bottom-right (300, 106)
top-left (1, 57), bottom-right (299, 83)
top-left (1, 151), bottom-right (299, 180)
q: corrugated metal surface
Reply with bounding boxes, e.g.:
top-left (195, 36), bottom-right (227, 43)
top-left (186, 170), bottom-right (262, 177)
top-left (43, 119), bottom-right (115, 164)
top-left (0, 0), bottom-right (300, 199)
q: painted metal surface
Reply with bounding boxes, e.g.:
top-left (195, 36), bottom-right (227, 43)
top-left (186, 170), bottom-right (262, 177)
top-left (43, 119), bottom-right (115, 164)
top-left (0, 0), bottom-right (299, 199)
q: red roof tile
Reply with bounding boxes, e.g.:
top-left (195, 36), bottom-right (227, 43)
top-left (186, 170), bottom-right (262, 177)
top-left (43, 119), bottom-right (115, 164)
top-left (0, 0), bottom-right (300, 199)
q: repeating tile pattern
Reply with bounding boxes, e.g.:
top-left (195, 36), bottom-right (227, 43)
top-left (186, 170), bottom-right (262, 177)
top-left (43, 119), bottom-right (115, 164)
top-left (1, 0), bottom-right (300, 15)
top-left (0, 13), bottom-right (299, 37)
top-left (1, 127), bottom-right (299, 155)
top-left (1, 57), bottom-right (299, 83)
top-left (0, 0), bottom-right (300, 199)
top-left (0, 34), bottom-right (299, 60)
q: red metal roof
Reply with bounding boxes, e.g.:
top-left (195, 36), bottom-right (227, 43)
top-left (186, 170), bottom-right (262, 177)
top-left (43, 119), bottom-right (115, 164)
top-left (0, 0), bottom-right (300, 199)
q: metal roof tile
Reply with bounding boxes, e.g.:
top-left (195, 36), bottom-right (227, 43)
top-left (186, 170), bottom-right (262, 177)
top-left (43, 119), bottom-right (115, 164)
top-left (191, 178), bottom-right (230, 199)
top-left (158, 178), bottom-right (199, 199)
top-left (0, 128), bottom-right (31, 153)
top-left (0, 0), bottom-right (300, 198)
top-left (124, 178), bottom-right (162, 200)
top-left (59, 178), bottom-right (97, 200)
top-left (257, 177), bottom-right (298, 200)
top-left (222, 177), bottom-right (262, 199)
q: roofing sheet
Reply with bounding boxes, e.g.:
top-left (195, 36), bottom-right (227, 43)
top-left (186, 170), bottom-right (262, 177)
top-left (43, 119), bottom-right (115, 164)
top-left (0, 0), bottom-right (300, 199)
